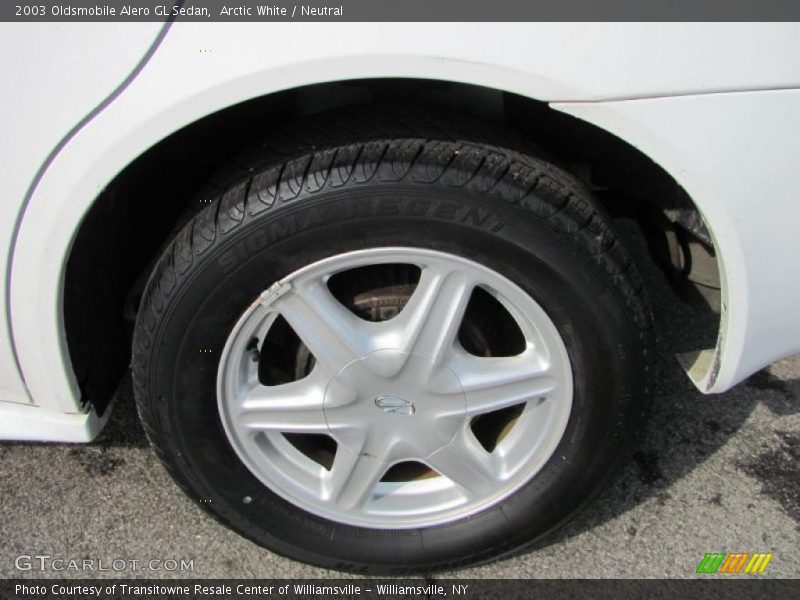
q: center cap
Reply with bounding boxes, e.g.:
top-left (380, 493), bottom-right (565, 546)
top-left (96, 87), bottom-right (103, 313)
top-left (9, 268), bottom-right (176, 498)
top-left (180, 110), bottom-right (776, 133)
top-left (323, 349), bottom-right (466, 459)
top-left (374, 395), bottom-right (415, 416)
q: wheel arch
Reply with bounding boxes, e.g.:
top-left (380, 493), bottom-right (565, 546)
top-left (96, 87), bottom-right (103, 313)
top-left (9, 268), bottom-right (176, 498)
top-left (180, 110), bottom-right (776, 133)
top-left (9, 73), bottom-right (721, 418)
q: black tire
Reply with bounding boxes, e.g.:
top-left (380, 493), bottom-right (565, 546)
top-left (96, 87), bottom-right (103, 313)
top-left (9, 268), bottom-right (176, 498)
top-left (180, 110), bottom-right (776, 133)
top-left (132, 115), bottom-right (654, 574)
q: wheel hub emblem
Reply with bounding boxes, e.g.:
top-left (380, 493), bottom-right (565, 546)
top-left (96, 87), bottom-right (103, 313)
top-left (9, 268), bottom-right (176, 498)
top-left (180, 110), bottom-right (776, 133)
top-left (374, 395), bottom-right (415, 416)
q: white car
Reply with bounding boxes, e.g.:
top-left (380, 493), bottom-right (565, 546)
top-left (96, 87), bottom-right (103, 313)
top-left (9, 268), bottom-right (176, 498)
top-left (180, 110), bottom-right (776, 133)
top-left (1, 22), bottom-right (799, 573)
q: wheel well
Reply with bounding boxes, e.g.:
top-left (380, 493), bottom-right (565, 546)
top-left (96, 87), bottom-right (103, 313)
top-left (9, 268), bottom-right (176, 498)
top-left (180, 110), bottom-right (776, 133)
top-left (64, 78), bottom-right (720, 414)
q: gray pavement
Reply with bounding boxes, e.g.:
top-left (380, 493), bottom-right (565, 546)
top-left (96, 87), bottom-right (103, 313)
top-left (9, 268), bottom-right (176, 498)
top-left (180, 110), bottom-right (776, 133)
top-left (1, 230), bottom-right (798, 579)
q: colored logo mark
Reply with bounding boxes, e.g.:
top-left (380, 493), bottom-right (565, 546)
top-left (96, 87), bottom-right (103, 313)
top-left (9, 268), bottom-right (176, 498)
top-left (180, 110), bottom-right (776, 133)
top-left (696, 552), bottom-right (773, 574)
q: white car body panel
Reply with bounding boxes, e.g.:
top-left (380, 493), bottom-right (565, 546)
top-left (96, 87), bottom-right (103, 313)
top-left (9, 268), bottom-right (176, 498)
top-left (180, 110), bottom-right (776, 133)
top-left (0, 401), bottom-right (108, 443)
top-left (557, 89), bottom-right (800, 392)
top-left (0, 22), bottom-right (164, 409)
top-left (3, 22), bottom-right (800, 440)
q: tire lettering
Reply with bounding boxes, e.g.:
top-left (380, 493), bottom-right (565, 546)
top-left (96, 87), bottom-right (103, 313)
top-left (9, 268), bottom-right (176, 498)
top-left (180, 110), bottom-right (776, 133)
top-left (216, 197), bottom-right (506, 274)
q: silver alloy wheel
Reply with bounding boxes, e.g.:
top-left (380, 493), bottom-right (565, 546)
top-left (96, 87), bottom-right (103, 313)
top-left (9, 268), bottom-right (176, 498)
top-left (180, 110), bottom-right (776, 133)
top-left (217, 247), bottom-right (573, 528)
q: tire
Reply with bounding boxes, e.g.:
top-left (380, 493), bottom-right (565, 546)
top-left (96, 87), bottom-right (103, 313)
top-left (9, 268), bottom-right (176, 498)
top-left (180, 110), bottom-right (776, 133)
top-left (132, 118), bottom-right (654, 574)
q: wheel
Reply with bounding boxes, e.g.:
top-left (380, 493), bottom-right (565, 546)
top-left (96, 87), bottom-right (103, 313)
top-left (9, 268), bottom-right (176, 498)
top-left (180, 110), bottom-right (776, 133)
top-left (132, 122), bottom-right (653, 574)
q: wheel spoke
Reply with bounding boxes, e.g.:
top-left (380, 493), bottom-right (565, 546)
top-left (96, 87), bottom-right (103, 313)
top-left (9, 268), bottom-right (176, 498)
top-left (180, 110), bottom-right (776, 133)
top-left (449, 351), bottom-right (556, 417)
top-left (325, 441), bottom-right (387, 509)
top-left (239, 376), bottom-right (328, 433)
top-left (425, 430), bottom-right (497, 497)
top-left (393, 263), bottom-right (474, 364)
top-left (271, 278), bottom-right (371, 375)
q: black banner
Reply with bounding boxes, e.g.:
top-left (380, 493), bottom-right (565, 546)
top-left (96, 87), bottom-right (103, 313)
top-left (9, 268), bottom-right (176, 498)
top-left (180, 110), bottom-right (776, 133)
top-left (4, 0), bottom-right (800, 22)
top-left (1, 579), bottom-right (800, 600)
